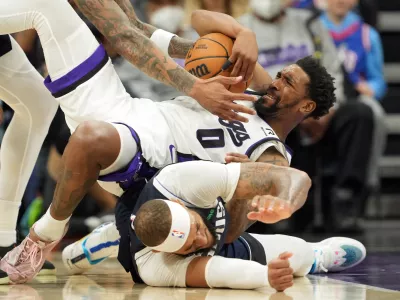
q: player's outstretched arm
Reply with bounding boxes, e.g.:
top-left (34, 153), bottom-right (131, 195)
top-left (73, 0), bottom-right (257, 122)
top-left (186, 256), bottom-right (270, 289)
top-left (100, 0), bottom-right (194, 59)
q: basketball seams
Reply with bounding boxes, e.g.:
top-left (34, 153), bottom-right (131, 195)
top-left (184, 36), bottom-right (232, 65)
top-left (197, 37), bottom-right (230, 57)
top-left (184, 33), bottom-right (250, 92)
top-left (184, 55), bottom-right (229, 66)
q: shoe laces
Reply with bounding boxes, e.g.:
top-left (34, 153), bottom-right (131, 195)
top-left (18, 238), bottom-right (43, 271)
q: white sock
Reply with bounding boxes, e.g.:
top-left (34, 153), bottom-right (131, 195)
top-left (0, 201), bottom-right (19, 247)
top-left (34, 208), bottom-right (71, 242)
top-left (0, 37), bottom-right (58, 243)
top-left (0, 0), bottom-right (99, 80)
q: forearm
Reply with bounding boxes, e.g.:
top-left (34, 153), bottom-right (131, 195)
top-left (74, 0), bottom-right (197, 95)
top-left (232, 162), bottom-right (311, 213)
top-left (249, 63), bottom-right (273, 93)
top-left (113, 0), bottom-right (193, 58)
top-left (203, 256), bottom-right (269, 289)
top-left (191, 10), bottom-right (245, 39)
top-left (225, 199), bottom-right (257, 242)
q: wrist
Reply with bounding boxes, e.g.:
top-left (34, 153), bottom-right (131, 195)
top-left (237, 28), bottom-right (255, 39)
top-left (150, 29), bottom-right (177, 56)
top-left (187, 77), bottom-right (202, 99)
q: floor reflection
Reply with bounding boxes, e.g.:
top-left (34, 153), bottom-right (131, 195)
top-left (0, 256), bottom-right (399, 300)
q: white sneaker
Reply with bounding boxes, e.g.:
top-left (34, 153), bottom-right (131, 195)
top-left (309, 237), bottom-right (366, 273)
top-left (62, 222), bottom-right (120, 274)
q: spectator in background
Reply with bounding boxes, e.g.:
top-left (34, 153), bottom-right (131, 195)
top-left (292, 0), bottom-right (326, 9)
top-left (321, 0), bottom-right (387, 225)
top-left (238, 0), bottom-right (374, 234)
top-left (291, 0), bottom-right (378, 28)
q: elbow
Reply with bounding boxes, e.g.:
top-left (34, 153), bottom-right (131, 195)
top-left (191, 10), bottom-right (205, 24)
top-left (191, 10), bottom-right (207, 34)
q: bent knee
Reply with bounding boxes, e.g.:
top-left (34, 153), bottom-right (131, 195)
top-left (72, 121), bottom-right (120, 153)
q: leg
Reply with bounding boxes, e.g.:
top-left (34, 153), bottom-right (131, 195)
top-left (251, 234), bottom-right (366, 276)
top-left (358, 96), bottom-right (387, 216)
top-left (250, 234), bottom-right (315, 276)
top-left (0, 36), bottom-right (58, 247)
top-left (34, 120), bottom-right (136, 240)
top-left (0, 0), bottom-right (98, 80)
top-left (322, 101), bottom-right (374, 230)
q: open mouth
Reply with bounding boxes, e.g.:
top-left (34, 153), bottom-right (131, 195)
top-left (263, 92), bottom-right (279, 105)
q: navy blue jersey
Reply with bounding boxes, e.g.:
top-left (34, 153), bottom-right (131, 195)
top-left (0, 35), bottom-right (12, 57)
top-left (115, 174), bottom-right (230, 283)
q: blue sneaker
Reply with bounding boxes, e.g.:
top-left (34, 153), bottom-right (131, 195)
top-left (309, 237), bottom-right (366, 273)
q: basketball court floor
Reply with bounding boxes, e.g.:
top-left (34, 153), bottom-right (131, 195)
top-left (1, 221), bottom-right (400, 300)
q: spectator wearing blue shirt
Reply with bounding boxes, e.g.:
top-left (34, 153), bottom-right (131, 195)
top-left (321, 0), bottom-right (387, 223)
top-left (321, 2), bottom-right (386, 100)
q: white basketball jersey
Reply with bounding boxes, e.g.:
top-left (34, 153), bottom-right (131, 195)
top-left (153, 96), bottom-right (292, 165)
top-left (58, 61), bottom-right (291, 172)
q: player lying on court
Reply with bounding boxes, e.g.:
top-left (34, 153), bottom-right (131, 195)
top-left (0, 3), bottom-right (336, 284)
top-left (0, 0), bottom-right (259, 283)
top-left (62, 160), bottom-right (366, 291)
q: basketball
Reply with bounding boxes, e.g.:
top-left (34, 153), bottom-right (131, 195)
top-left (184, 33), bottom-right (252, 93)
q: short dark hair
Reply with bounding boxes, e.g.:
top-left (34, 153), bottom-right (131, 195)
top-left (134, 200), bottom-right (171, 247)
top-left (296, 56), bottom-right (336, 119)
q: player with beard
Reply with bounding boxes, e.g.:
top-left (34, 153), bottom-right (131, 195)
top-left (62, 160), bottom-right (366, 291)
top-left (0, 6), bottom-right (335, 284)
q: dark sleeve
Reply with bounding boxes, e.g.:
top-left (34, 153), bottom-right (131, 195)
top-left (0, 35), bottom-right (12, 57)
top-left (53, 112), bottom-right (71, 155)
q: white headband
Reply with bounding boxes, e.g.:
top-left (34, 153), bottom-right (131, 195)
top-left (150, 200), bottom-right (191, 253)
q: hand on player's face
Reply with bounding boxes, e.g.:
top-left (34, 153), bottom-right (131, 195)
top-left (228, 29), bottom-right (258, 82)
top-left (247, 195), bottom-right (293, 224)
top-left (268, 252), bottom-right (294, 292)
top-left (174, 210), bottom-right (214, 256)
top-left (191, 76), bottom-right (258, 123)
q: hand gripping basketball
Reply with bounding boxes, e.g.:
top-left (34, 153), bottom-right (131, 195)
top-left (186, 33), bottom-right (258, 122)
top-left (185, 33), bottom-right (253, 93)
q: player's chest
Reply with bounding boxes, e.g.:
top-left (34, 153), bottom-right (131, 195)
top-left (195, 117), bottom-right (279, 150)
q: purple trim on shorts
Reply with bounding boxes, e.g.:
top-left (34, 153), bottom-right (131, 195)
top-left (99, 151), bottom-right (143, 183)
top-left (98, 123), bottom-right (141, 183)
top-left (176, 151), bottom-right (201, 163)
top-left (44, 45), bottom-right (106, 94)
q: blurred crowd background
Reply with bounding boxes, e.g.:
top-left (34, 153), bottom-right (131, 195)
top-left (0, 0), bottom-right (399, 240)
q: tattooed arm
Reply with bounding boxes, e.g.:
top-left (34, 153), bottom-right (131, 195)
top-left (73, 0), bottom-right (257, 122)
top-left (225, 159), bottom-right (310, 242)
top-left (74, 0), bottom-right (196, 94)
top-left (110, 0), bottom-right (194, 58)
